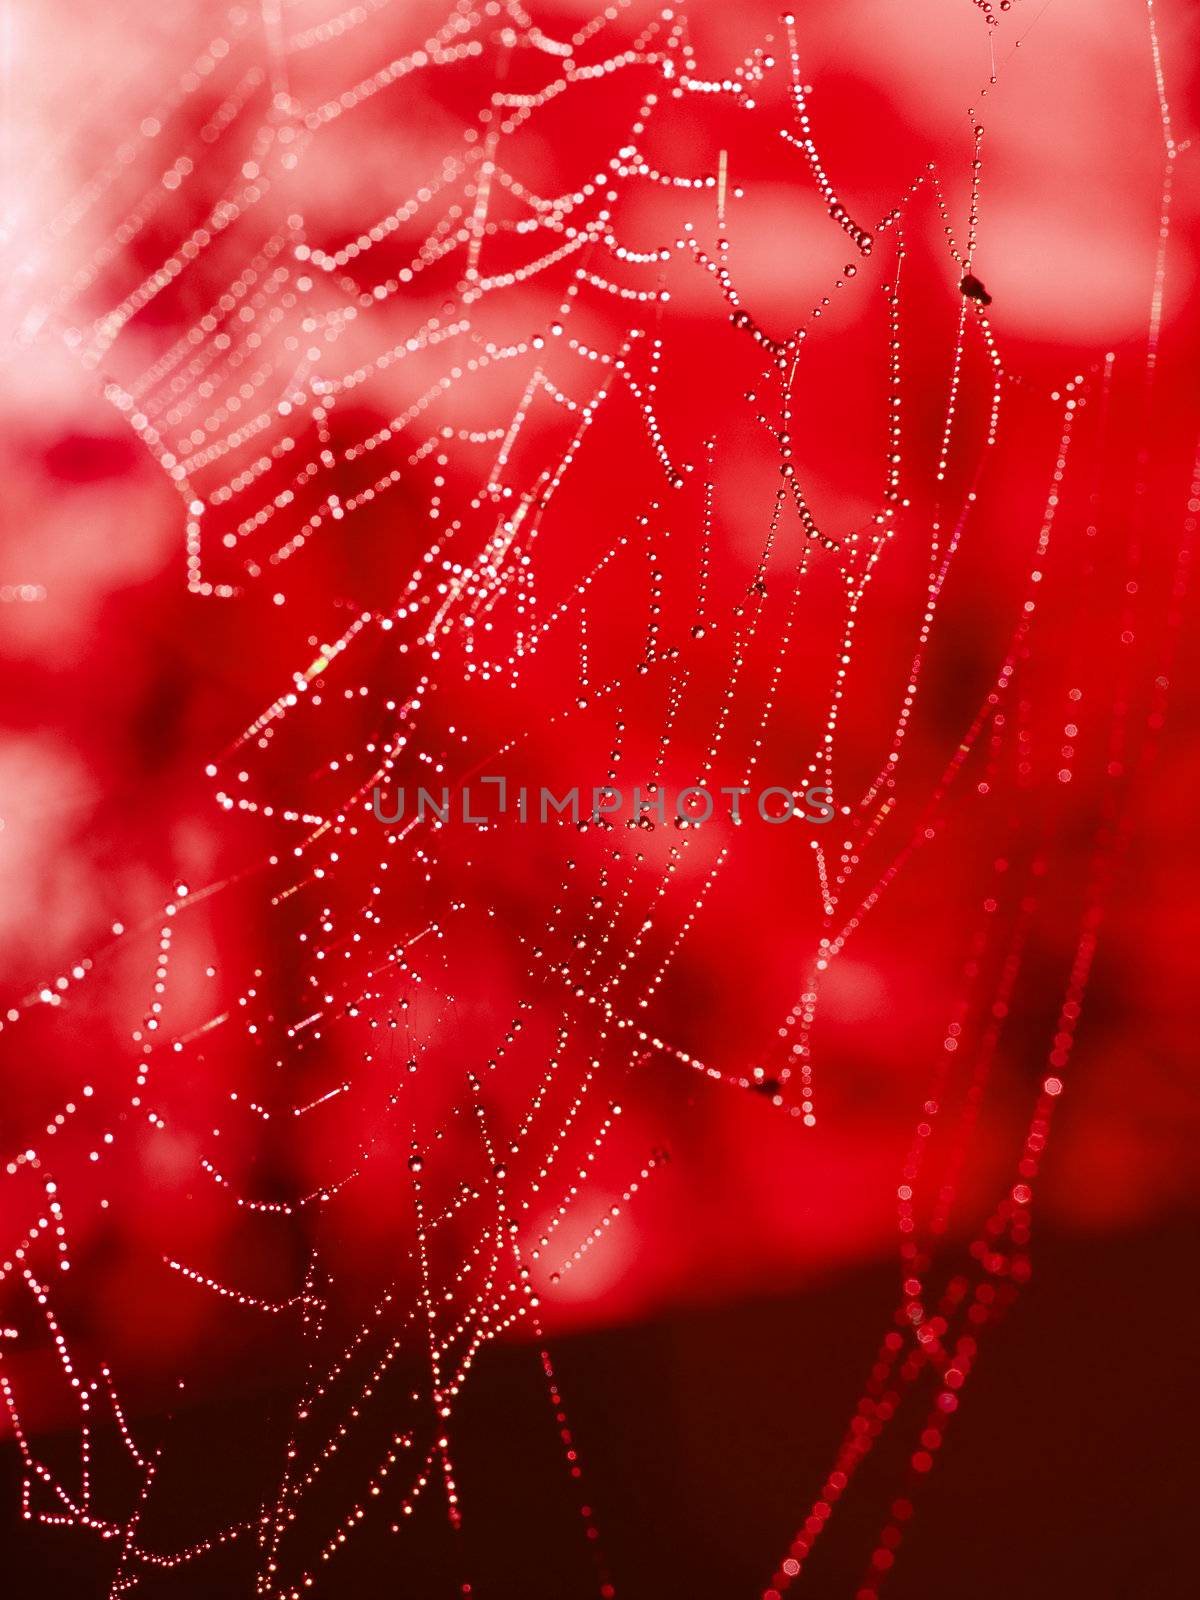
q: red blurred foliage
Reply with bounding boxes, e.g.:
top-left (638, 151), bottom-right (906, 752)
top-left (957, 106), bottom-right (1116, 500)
top-left (1, 1), bottom-right (1198, 1594)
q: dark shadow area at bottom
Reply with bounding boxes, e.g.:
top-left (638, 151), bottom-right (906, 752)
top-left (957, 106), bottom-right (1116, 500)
top-left (3, 1218), bottom-right (1197, 1598)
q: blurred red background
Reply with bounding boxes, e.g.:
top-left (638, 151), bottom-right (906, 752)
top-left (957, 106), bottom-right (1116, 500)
top-left (1, 1), bottom-right (1198, 1595)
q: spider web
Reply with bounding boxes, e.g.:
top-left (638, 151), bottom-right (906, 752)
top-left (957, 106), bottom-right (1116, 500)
top-left (0, 1), bottom-right (1196, 1596)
